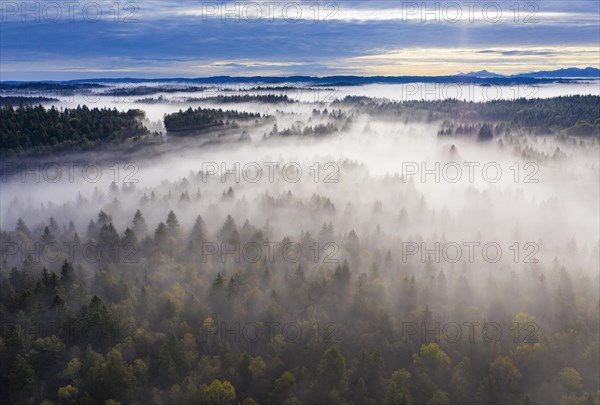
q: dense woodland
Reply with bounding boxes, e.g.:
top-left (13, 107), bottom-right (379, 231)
top-left (0, 97), bottom-right (59, 106)
top-left (263, 109), bottom-right (349, 139)
top-left (1, 167), bottom-right (599, 405)
top-left (104, 87), bottom-right (209, 97)
top-left (269, 122), bottom-right (339, 137)
top-left (0, 105), bottom-right (151, 156)
top-left (0, 91), bottom-right (599, 404)
top-left (2, 95), bottom-right (599, 155)
top-left (336, 95), bottom-right (600, 137)
top-left (164, 107), bottom-right (264, 135)
top-left (200, 95), bottom-right (295, 104)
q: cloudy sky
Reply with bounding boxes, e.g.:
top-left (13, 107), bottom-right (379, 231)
top-left (1, 0), bottom-right (599, 80)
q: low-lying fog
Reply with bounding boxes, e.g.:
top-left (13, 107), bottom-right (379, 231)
top-left (2, 82), bottom-right (599, 404)
top-left (2, 84), bottom-right (599, 278)
top-left (12, 80), bottom-right (600, 122)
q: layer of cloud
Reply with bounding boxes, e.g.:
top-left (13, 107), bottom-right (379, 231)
top-left (1, 1), bottom-right (598, 79)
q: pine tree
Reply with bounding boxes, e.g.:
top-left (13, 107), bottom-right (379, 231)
top-left (166, 210), bottom-right (180, 238)
top-left (9, 355), bottom-right (35, 403)
top-left (16, 218), bottom-right (31, 237)
top-left (132, 209), bottom-right (148, 236)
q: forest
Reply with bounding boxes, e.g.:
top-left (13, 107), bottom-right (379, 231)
top-left (0, 97), bottom-right (59, 106)
top-left (163, 107), bottom-right (265, 135)
top-left (199, 95), bottom-right (295, 104)
top-left (2, 0), bottom-right (599, 399)
top-left (104, 87), bottom-right (210, 97)
top-left (2, 95), bottom-right (599, 156)
top-left (336, 95), bottom-right (600, 137)
top-left (1, 182), bottom-right (598, 405)
top-left (0, 90), bottom-right (599, 405)
top-left (0, 105), bottom-right (151, 156)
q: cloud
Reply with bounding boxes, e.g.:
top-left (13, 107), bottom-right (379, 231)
top-left (333, 46), bottom-right (600, 76)
top-left (477, 50), bottom-right (561, 56)
top-left (1, 1), bottom-right (599, 79)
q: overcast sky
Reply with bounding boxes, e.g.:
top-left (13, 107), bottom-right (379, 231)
top-left (1, 0), bottom-right (599, 80)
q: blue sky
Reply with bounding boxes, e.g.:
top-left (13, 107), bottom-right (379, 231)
top-left (1, 0), bottom-right (599, 80)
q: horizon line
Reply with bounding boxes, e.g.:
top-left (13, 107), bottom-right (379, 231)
top-left (1, 67), bottom-right (599, 83)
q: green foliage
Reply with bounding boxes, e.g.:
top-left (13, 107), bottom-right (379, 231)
top-left (164, 107), bottom-right (261, 134)
top-left (317, 345), bottom-right (348, 392)
top-left (0, 104), bottom-right (150, 155)
top-left (338, 95), bottom-right (600, 137)
top-left (199, 379), bottom-right (236, 405)
top-left (0, 96), bottom-right (59, 105)
top-left (0, 156), bottom-right (598, 404)
top-left (8, 354), bottom-right (35, 403)
top-left (198, 94), bottom-right (294, 104)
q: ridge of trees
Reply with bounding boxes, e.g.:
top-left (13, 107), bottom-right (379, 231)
top-left (0, 105), bottom-right (151, 156)
top-left (1, 204), bottom-right (598, 404)
top-left (164, 107), bottom-right (264, 135)
top-left (336, 95), bottom-right (600, 137)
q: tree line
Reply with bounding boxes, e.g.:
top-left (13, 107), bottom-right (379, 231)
top-left (164, 107), bottom-right (263, 135)
top-left (0, 202), bottom-right (597, 404)
top-left (337, 95), bottom-right (600, 137)
top-left (0, 105), bottom-right (150, 156)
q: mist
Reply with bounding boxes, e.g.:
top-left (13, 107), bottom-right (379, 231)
top-left (1, 84), bottom-right (599, 404)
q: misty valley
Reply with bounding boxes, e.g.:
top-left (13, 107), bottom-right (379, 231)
top-left (0, 82), bottom-right (599, 405)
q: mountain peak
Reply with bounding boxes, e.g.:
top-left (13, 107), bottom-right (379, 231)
top-left (513, 67), bottom-right (600, 78)
top-left (459, 70), bottom-right (504, 78)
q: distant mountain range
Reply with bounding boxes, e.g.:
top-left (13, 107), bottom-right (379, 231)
top-left (459, 70), bottom-right (505, 78)
top-left (512, 67), bottom-right (600, 78)
top-left (461, 67), bottom-right (600, 79)
top-left (1, 68), bottom-right (598, 87)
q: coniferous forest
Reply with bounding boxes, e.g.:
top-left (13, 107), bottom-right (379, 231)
top-left (2, 96), bottom-right (599, 156)
top-left (2, 0), bottom-right (600, 402)
top-left (0, 105), bottom-right (151, 155)
top-left (0, 85), bottom-right (599, 405)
